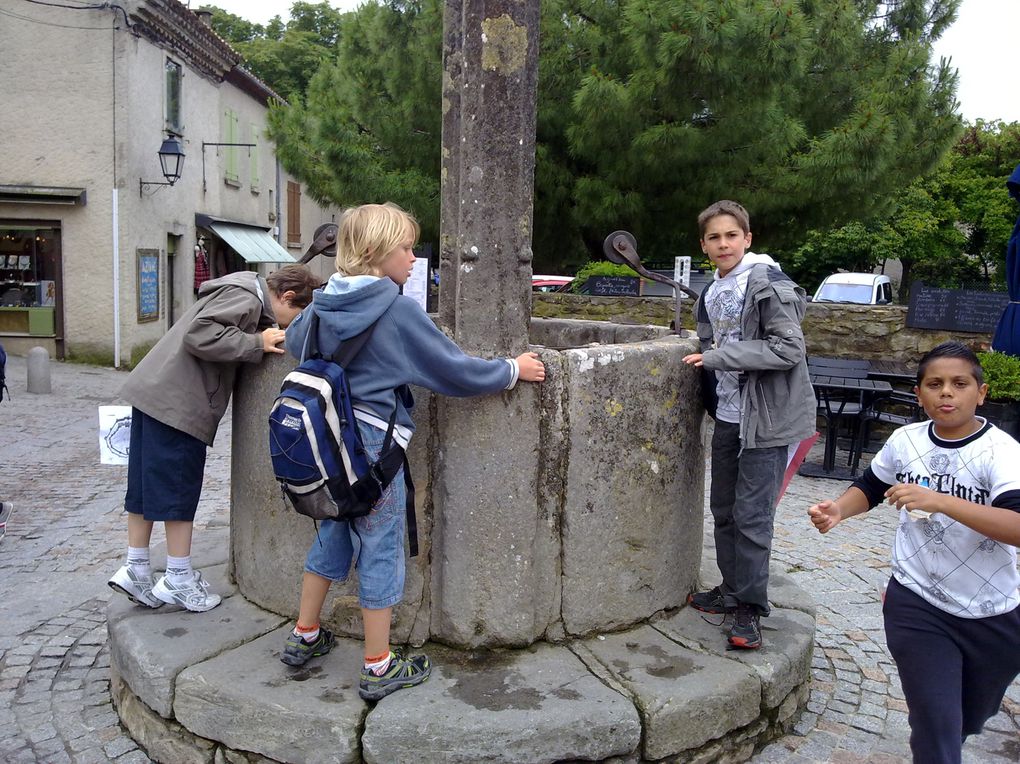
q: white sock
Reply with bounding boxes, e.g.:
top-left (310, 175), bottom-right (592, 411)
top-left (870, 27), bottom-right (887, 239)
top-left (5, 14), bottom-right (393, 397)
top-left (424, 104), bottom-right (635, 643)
top-left (294, 625), bottom-right (320, 643)
top-left (126, 547), bottom-right (151, 579)
top-left (165, 554), bottom-right (193, 584)
top-left (364, 652), bottom-right (394, 676)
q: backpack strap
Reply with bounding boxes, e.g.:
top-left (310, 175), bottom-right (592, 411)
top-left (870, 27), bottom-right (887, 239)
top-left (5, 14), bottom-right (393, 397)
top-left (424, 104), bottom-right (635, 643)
top-left (305, 310), bottom-right (419, 556)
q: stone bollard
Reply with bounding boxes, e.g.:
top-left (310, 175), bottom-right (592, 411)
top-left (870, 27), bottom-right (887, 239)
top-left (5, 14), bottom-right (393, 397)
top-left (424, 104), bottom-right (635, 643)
top-left (26, 346), bottom-right (51, 394)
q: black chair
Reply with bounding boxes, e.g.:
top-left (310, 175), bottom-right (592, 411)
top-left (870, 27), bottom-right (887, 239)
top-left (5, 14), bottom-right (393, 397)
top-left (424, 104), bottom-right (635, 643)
top-left (808, 359), bottom-right (872, 472)
top-left (848, 390), bottom-right (925, 474)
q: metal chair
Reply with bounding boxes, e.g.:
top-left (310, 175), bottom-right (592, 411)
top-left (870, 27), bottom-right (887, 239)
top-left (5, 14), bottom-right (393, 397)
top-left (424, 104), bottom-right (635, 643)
top-left (848, 390), bottom-right (925, 474)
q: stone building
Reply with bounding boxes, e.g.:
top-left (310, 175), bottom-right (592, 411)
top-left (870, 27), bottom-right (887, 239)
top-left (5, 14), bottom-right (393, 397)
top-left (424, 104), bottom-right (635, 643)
top-left (0, 0), bottom-right (337, 363)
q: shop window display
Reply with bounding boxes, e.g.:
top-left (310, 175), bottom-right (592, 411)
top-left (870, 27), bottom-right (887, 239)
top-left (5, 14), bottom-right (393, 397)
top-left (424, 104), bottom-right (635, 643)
top-left (0, 227), bottom-right (59, 336)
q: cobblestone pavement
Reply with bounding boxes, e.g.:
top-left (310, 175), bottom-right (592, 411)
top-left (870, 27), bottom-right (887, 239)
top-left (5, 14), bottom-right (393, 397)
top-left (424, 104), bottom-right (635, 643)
top-left (0, 355), bottom-right (1017, 763)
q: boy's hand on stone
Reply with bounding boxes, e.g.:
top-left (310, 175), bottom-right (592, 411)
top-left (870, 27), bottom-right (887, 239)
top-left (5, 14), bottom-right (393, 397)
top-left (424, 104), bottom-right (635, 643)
top-left (262, 328), bottom-right (286, 354)
top-left (682, 353), bottom-right (704, 367)
top-left (517, 352), bottom-right (545, 383)
top-left (808, 500), bottom-right (841, 534)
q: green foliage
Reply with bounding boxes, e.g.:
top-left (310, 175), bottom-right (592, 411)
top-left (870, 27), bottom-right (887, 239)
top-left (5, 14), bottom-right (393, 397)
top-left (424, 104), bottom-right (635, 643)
top-left (978, 351), bottom-right (1020, 403)
top-left (204, 2), bottom-right (348, 99)
top-left (267, 0), bottom-right (443, 240)
top-left (262, 0), bottom-right (963, 270)
top-left (786, 120), bottom-right (1019, 298)
top-left (570, 260), bottom-right (639, 292)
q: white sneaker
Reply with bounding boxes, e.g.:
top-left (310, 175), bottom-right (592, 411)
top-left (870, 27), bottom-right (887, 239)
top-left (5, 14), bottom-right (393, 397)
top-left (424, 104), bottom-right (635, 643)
top-left (108, 565), bottom-right (163, 608)
top-left (152, 570), bottom-right (222, 612)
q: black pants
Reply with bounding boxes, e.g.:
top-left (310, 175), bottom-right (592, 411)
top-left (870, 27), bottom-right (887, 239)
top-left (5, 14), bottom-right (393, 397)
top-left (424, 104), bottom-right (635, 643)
top-left (884, 576), bottom-right (1020, 764)
top-left (709, 421), bottom-right (786, 614)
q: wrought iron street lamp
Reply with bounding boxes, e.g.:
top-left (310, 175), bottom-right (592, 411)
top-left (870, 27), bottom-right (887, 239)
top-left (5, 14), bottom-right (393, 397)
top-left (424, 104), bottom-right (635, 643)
top-left (139, 136), bottom-right (186, 196)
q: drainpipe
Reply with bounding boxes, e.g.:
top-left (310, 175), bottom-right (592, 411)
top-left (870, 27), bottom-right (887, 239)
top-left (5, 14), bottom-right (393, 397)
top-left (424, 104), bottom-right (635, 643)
top-left (113, 189), bottom-right (120, 367)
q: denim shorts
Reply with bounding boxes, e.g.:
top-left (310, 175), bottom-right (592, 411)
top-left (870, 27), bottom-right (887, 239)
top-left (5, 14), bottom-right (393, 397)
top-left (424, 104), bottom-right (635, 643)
top-left (124, 408), bottom-right (207, 522)
top-left (303, 420), bottom-right (407, 610)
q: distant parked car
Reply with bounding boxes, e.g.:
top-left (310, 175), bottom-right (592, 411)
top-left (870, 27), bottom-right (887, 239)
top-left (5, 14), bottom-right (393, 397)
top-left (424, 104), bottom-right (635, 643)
top-left (812, 273), bottom-right (893, 305)
top-left (532, 275), bottom-right (573, 292)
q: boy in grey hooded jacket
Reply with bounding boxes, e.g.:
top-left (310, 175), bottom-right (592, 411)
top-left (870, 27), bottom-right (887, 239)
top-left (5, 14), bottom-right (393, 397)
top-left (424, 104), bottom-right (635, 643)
top-left (108, 264), bottom-right (320, 612)
top-left (683, 200), bottom-right (815, 649)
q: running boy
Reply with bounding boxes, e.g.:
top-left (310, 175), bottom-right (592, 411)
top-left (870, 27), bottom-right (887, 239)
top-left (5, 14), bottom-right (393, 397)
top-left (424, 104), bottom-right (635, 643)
top-left (279, 202), bottom-right (545, 701)
top-left (809, 341), bottom-right (1020, 764)
top-left (682, 200), bottom-right (815, 649)
top-left (108, 264), bottom-right (320, 612)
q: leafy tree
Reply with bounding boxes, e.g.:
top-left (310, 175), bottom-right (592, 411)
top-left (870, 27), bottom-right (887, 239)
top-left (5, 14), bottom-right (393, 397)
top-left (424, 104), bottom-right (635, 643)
top-left (788, 120), bottom-right (1020, 298)
top-left (565, 0), bottom-right (962, 262)
top-left (204, 3), bottom-right (347, 99)
top-left (200, 5), bottom-right (264, 43)
top-left (268, 0), bottom-right (443, 240)
top-left (267, 0), bottom-right (963, 271)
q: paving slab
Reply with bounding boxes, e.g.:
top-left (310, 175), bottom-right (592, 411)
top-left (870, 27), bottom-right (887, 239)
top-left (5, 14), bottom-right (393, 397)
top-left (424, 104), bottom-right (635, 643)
top-left (107, 593), bottom-right (285, 717)
top-left (174, 626), bottom-right (367, 764)
top-left (362, 642), bottom-right (641, 764)
top-left (574, 624), bottom-right (761, 760)
top-left (653, 605), bottom-right (815, 708)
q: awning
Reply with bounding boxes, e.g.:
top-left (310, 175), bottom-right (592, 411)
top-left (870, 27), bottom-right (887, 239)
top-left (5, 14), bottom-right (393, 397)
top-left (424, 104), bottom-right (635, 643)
top-left (0, 185), bottom-right (86, 205)
top-left (197, 214), bottom-right (296, 263)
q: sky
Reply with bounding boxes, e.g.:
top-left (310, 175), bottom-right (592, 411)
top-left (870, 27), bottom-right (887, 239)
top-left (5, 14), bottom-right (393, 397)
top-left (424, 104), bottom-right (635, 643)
top-left (200, 0), bottom-right (1018, 124)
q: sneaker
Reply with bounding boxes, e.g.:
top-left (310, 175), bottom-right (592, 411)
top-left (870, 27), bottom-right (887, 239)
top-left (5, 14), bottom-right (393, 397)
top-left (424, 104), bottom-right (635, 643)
top-left (359, 649), bottom-right (431, 701)
top-left (108, 564), bottom-right (163, 609)
top-left (688, 586), bottom-right (732, 615)
top-left (152, 570), bottom-right (221, 612)
top-left (728, 603), bottom-right (762, 649)
top-left (0, 501), bottom-right (12, 542)
top-left (281, 628), bottom-right (335, 666)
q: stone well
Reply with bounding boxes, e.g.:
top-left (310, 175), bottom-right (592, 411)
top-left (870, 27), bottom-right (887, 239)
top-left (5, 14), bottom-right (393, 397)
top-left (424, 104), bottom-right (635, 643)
top-left (230, 317), bottom-right (705, 648)
top-left (107, 316), bottom-right (816, 764)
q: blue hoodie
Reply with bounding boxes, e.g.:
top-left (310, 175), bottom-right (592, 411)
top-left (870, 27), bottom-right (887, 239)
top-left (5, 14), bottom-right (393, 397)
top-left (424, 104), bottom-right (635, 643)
top-left (285, 274), bottom-right (518, 446)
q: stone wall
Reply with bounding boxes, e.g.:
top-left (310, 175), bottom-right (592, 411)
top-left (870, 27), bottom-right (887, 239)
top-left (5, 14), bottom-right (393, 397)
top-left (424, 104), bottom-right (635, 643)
top-left (533, 294), bottom-right (992, 363)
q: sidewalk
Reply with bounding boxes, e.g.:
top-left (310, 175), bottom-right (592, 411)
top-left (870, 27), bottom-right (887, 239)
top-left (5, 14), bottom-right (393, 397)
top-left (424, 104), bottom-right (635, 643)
top-left (0, 355), bottom-right (1017, 763)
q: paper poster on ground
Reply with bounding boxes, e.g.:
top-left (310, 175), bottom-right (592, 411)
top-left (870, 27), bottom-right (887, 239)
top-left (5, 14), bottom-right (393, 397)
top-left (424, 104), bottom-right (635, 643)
top-left (99, 406), bottom-right (132, 465)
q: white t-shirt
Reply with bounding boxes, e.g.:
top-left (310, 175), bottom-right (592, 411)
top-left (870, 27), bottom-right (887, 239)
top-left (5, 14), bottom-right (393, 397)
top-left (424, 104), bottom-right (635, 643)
top-left (867, 419), bottom-right (1020, 618)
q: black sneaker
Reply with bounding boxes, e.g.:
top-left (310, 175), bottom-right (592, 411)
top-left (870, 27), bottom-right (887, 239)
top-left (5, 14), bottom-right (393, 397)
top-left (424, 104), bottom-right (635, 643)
top-left (359, 649), bottom-right (431, 701)
top-left (281, 628), bottom-right (335, 666)
top-left (728, 603), bottom-right (762, 649)
top-left (688, 586), bottom-right (732, 615)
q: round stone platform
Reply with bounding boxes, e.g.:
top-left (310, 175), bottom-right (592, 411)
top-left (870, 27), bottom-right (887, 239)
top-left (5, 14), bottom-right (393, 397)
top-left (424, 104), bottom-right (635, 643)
top-left (107, 529), bottom-right (815, 764)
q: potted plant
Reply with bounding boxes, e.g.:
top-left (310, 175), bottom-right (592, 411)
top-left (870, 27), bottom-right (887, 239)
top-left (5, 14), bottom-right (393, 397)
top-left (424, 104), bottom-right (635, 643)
top-left (977, 350), bottom-right (1020, 441)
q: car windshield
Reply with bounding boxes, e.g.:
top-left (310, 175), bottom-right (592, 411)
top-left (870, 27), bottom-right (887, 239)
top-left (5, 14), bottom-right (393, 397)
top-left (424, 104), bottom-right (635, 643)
top-left (815, 283), bottom-right (873, 303)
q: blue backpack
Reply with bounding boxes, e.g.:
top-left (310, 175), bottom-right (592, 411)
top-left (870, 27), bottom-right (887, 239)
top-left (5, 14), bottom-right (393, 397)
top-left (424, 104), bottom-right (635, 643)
top-left (268, 313), bottom-right (417, 555)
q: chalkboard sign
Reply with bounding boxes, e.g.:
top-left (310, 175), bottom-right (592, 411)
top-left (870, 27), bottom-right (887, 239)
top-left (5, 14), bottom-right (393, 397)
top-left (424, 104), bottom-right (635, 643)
top-left (587, 275), bottom-right (641, 297)
top-left (906, 281), bottom-right (1008, 333)
top-left (137, 249), bottom-right (160, 323)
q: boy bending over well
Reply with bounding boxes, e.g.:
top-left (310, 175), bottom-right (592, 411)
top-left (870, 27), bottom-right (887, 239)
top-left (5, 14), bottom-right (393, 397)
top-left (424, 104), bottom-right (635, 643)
top-left (109, 264), bottom-right (320, 612)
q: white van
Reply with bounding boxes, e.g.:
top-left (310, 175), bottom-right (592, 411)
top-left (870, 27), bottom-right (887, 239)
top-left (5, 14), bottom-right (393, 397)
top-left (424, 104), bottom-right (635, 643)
top-left (812, 273), bottom-right (893, 305)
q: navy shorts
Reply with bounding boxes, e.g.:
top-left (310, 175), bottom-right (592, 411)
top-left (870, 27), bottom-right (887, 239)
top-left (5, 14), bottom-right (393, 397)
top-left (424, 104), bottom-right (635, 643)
top-left (124, 408), bottom-right (207, 522)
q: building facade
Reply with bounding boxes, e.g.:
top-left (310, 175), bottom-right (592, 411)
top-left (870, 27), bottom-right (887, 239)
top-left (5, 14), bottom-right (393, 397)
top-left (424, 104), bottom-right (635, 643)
top-left (0, 0), bottom-right (337, 363)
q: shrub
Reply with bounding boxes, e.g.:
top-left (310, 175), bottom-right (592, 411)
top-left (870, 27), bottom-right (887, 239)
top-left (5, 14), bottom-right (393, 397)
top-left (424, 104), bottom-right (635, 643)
top-left (978, 351), bottom-right (1020, 402)
top-left (570, 261), bottom-right (639, 293)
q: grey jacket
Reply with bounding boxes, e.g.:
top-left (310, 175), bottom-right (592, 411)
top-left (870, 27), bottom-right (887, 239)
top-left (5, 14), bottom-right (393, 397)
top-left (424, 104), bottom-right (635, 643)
top-left (695, 263), bottom-right (816, 449)
top-left (120, 271), bottom-right (277, 445)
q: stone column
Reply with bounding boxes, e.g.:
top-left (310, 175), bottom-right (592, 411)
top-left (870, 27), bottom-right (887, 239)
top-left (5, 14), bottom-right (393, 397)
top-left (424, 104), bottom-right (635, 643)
top-left (431, 0), bottom-right (552, 647)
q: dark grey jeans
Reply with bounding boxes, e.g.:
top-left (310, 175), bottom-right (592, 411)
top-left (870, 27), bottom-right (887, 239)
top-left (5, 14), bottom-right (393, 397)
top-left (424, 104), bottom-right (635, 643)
top-left (709, 421), bottom-right (786, 615)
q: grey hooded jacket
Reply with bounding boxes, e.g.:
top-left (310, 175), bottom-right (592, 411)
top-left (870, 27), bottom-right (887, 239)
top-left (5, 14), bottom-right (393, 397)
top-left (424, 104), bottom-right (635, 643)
top-left (694, 263), bottom-right (816, 449)
top-left (120, 271), bottom-right (277, 445)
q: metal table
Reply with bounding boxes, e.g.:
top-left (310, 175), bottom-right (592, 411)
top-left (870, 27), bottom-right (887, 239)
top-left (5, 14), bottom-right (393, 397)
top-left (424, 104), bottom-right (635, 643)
top-left (799, 374), bottom-right (892, 480)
